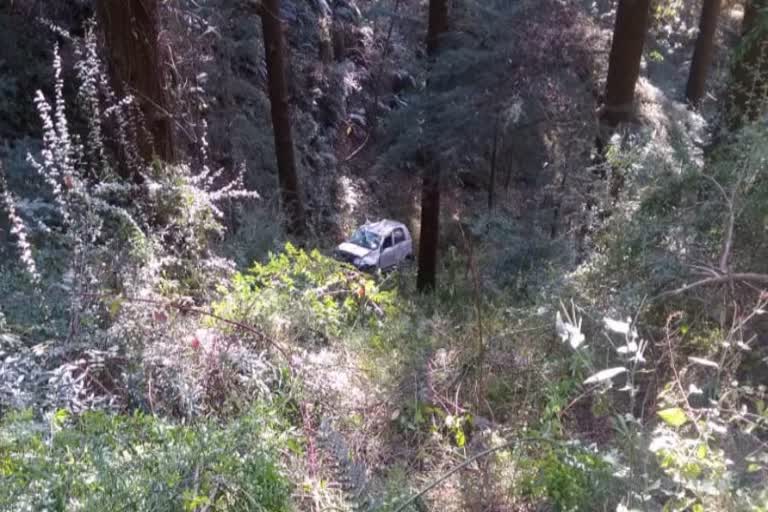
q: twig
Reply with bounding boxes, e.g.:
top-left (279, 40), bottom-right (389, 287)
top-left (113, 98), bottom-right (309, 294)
top-left (719, 184), bottom-right (738, 274)
top-left (664, 312), bottom-right (703, 437)
top-left (655, 272), bottom-right (768, 300)
top-left (700, 174), bottom-right (740, 274)
top-left (343, 131), bottom-right (370, 162)
top-left (559, 389), bottom-right (591, 418)
top-left (392, 436), bottom-right (561, 512)
top-left (456, 218), bottom-right (484, 365)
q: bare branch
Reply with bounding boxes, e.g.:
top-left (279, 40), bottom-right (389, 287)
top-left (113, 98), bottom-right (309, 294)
top-left (656, 273), bottom-right (768, 300)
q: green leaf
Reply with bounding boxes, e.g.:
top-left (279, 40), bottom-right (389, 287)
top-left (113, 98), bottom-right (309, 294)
top-left (455, 428), bottom-right (466, 448)
top-left (657, 407), bottom-right (688, 427)
top-left (108, 296), bottom-right (123, 318)
top-left (53, 408), bottom-right (70, 428)
top-left (286, 437), bottom-right (303, 456)
top-left (413, 405), bottom-right (423, 425)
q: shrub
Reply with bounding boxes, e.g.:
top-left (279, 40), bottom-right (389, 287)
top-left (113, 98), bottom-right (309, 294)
top-left (0, 28), bottom-right (256, 342)
top-left (213, 243), bottom-right (396, 342)
top-left (554, 301), bottom-right (768, 511)
top-left (520, 444), bottom-right (615, 512)
top-left (0, 406), bottom-right (295, 511)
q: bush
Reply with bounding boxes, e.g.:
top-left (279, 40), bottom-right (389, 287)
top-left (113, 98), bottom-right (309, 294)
top-left (0, 406), bottom-right (295, 511)
top-left (553, 301), bottom-right (768, 511)
top-left (521, 444), bottom-right (615, 512)
top-left (0, 28), bottom-right (257, 343)
top-left (213, 243), bottom-right (397, 342)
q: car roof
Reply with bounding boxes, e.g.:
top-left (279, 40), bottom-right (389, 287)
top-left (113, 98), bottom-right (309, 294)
top-left (360, 219), bottom-right (407, 236)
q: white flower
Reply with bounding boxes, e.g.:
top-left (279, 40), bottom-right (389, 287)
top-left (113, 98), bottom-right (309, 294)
top-left (556, 310), bottom-right (585, 349)
top-left (616, 341), bottom-right (639, 354)
top-left (584, 367), bottom-right (627, 385)
top-left (604, 316), bottom-right (638, 339)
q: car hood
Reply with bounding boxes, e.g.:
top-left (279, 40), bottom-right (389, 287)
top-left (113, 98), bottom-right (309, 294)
top-left (337, 242), bottom-right (375, 259)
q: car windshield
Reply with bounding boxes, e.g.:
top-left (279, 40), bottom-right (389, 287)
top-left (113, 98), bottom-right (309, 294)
top-left (349, 228), bottom-right (381, 250)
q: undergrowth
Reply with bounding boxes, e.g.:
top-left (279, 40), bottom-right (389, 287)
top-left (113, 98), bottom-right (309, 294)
top-left (0, 405), bottom-right (294, 511)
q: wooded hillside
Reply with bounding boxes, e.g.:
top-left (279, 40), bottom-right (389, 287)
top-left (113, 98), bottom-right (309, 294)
top-left (1, 1), bottom-right (767, 510)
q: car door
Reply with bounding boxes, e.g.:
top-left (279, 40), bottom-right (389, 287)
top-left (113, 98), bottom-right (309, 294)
top-left (404, 228), bottom-right (413, 258)
top-left (392, 228), bottom-right (407, 263)
top-left (379, 232), bottom-right (396, 269)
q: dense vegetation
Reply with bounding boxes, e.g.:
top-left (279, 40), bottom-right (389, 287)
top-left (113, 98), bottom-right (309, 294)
top-left (1, 0), bottom-right (768, 510)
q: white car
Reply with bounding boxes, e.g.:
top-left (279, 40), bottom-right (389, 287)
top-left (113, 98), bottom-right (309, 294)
top-left (335, 219), bottom-right (414, 271)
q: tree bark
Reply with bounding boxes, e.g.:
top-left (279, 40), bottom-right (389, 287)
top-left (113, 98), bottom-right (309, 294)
top-left (261, 0), bottom-right (307, 236)
top-left (488, 115), bottom-right (500, 213)
top-left (726, 0), bottom-right (768, 129)
top-left (417, 156), bottom-right (441, 292)
top-left (686, 0), bottom-right (722, 106)
top-left (602, 0), bottom-right (652, 125)
top-left (318, 16), bottom-right (333, 64)
top-left (96, 0), bottom-right (175, 166)
top-left (426, 0), bottom-right (449, 56)
top-left (417, 0), bottom-right (449, 292)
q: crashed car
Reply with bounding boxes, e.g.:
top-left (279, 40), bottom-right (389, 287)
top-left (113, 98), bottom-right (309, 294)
top-left (335, 219), bottom-right (414, 271)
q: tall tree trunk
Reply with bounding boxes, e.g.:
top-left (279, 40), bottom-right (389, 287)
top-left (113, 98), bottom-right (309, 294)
top-left (261, 0), bottom-right (307, 236)
top-left (602, 0), bottom-right (652, 125)
top-left (426, 0), bottom-right (449, 56)
top-left (488, 115), bottom-right (500, 213)
top-left (96, 0), bottom-right (175, 166)
top-left (417, 0), bottom-right (449, 292)
top-left (417, 156), bottom-right (441, 292)
top-left (726, 0), bottom-right (768, 129)
top-left (686, 0), bottom-right (722, 106)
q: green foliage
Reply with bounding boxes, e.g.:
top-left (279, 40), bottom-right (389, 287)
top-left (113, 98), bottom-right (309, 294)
top-left (646, 348), bottom-right (768, 511)
top-left (392, 398), bottom-right (472, 448)
top-left (213, 243), bottom-right (397, 340)
top-left (647, 49), bottom-right (665, 63)
top-left (540, 378), bottom-right (579, 435)
top-left (594, 124), bottom-right (768, 303)
top-left (652, 0), bottom-right (685, 25)
top-left (0, 406), bottom-right (294, 511)
top-left (520, 445), bottom-right (614, 512)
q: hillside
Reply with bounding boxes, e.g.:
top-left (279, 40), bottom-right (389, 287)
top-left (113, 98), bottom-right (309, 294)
top-left (1, 1), bottom-right (768, 511)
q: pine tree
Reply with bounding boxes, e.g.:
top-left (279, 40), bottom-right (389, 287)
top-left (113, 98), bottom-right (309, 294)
top-left (416, 154), bottom-right (441, 292)
top-left (726, 0), bottom-right (768, 129)
top-left (426, 0), bottom-right (449, 56)
top-left (95, 0), bottom-right (175, 167)
top-left (417, 0), bottom-right (449, 292)
top-left (686, 0), bottom-right (722, 107)
top-left (260, 0), bottom-right (307, 236)
top-left (602, 0), bottom-right (652, 125)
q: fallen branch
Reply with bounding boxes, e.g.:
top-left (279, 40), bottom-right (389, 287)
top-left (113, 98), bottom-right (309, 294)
top-left (655, 272), bottom-right (768, 300)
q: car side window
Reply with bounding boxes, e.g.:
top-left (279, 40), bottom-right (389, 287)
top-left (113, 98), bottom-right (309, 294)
top-left (382, 235), bottom-right (393, 249)
top-left (393, 228), bottom-right (405, 245)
